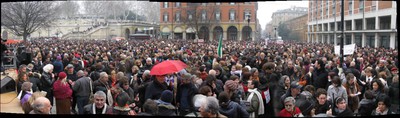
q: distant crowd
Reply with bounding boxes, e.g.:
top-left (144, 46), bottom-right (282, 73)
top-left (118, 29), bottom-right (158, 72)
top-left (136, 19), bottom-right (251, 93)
top-left (1, 38), bottom-right (398, 117)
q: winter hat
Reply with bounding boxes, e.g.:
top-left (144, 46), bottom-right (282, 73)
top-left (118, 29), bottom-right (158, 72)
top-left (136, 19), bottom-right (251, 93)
top-left (58, 72), bottom-right (67, 79)
top-left (160, 90), bottom-right (173, 103)
top-left (224, 80), bottom-right (238, 91)
top-left (391, 67), bottom-right (398, 72)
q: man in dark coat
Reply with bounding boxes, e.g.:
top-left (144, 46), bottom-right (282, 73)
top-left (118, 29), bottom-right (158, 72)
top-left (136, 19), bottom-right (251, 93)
top-left (144, 74), bottom-right (169, 101)
top-left (176, 73), bottom-right (198, 116)
top-left (312, 59), bottom-right (328, 89)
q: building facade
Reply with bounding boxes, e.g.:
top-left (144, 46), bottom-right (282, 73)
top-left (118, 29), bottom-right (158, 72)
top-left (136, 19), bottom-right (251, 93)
top-left (159, 2), bottom-right (259, 41)
top-left (307, 0), bottom-right (397, 49)
top-left (283, 14), bottom-right (308, 42)
top-left (266, 6), bottom-right (308, 39)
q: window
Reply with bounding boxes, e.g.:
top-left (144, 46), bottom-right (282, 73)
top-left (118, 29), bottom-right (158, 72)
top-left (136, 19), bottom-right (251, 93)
top-left (163, 13), bottom-right (168, 22)
top-left (175, 2), bottom-right (180, 7)
top-left (244, 10), bottom-right (250, 21)
top-left (348, 0), bottom-right (353, 15)
top-left (230, 2), bottom-right (235, 5)
top-left (202, 3), bottom-right (207, 6)
top-left (371, 1), bottom-right (377, 11)
top-left (215, 10), bottom-right (221, 21)
top-left (216, 2), bottom-right (220, 5)
top-left (175, 12), bottom-right (180, 22)
top-left (202, 10), bottom-right (206, 21)
top-left (164, 2), bottom-right (168, 8)
top-left (230, 10), bottom-right (235, 20)
top-left (188, 14), bottom-right (192, 20)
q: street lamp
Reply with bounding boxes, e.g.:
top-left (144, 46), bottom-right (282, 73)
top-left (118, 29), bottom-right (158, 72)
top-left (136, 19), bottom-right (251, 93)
top-left (247, 14), bottom-right (251, 41)
top-left (274, 27), bottom-right (277, 40)
top-left (77, 24), bottom-right (80, 40)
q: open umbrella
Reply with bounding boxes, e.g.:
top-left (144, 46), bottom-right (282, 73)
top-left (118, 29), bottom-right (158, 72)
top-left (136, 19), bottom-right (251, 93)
top-left (150, 60), bottom-right (187, 75)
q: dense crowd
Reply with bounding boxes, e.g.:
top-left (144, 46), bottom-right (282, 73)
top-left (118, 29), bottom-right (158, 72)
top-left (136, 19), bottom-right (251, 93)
top-left (1, 38), bottom-right (398, 117)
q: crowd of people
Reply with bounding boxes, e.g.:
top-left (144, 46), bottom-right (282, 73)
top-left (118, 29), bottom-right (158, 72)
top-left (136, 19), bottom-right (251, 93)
top-left (1, 37), bottom-right (398, 117)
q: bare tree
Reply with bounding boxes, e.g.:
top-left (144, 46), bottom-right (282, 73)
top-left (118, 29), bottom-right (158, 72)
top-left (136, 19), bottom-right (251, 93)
top-left (181, 3), bottom-right (218, 40)
top-left (83, 1), bottom-right (108, 23)
top-left (1, 1), bottom-right (60, 41)
top-left (57, 1), bottom-right (79, 19)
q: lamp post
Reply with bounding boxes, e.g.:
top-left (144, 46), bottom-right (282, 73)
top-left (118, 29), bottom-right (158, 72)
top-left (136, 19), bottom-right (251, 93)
top-left (77, 24), bottom-right (80, 40)
top-left (274, 27), bottom-right (277, 40)
top-left (247, 14), bottom-right (251, 41)
top-left (340, 0), bottom-right (344, 68)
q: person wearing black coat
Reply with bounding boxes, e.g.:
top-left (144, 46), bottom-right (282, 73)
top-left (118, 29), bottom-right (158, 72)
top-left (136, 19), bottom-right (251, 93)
top-left (258, 62), bottom-right (279, 117)
top-left (312, 59), bottom-right (328, 89)
top-left (176, 73), bottom-right (198, 116)
top-left (358, 90), bottom-right (376, 116)
top-left (144, 75), bottom-right (169, 101)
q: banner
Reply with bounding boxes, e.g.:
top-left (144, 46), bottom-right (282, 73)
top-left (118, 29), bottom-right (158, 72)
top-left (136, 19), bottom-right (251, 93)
top-left (217, 35), bottom-right (223, 58)
top-left (334, 44), bottom-right (356, 55)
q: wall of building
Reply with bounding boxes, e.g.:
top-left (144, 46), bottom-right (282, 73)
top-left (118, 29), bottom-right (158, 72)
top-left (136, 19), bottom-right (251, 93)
top-left (307, 0), bottom-right (397, 49)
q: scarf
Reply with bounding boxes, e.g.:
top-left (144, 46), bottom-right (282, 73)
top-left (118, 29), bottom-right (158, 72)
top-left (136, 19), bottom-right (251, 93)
top-left (247, 88), bottom-right (264, 117)
top-left (92, 103), bottom-right (108, 114)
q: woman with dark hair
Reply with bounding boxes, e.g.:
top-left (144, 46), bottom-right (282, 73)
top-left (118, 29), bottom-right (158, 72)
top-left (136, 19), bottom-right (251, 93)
top-left (311, 88), bottom-right (331, 116)
top-left (327, 76), bottom-right (348, 104)
top-left (326, 97), bottom-right (354, 117)
top-left (371, 94), bottom-right (394, 115)
top-left (371, 79), bottom-right (386, 99)
top-left (343, 73), bottom-right (361, 112)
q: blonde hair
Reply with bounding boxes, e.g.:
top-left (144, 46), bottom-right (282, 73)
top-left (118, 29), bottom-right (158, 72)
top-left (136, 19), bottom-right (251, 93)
top-left (28, 91), bottom-right (47, 106)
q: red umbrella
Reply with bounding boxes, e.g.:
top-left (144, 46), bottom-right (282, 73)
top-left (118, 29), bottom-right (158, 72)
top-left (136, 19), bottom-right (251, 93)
top-left (150, 60), bottom-right (187, 75)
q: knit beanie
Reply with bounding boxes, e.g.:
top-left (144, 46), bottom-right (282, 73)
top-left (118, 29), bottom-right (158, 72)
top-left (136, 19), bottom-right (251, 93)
top-left (58, 72), bottom-right (67, 79)
top-left (160, 90), bottom-right (173, 103)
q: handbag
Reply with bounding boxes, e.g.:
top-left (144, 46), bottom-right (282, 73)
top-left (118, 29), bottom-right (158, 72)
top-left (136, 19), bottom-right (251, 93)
top-left (88, 77), bottom-right (95, 104)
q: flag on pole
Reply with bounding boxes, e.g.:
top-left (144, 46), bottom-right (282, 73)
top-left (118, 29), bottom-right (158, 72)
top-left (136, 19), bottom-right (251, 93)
top-left (217, 34), bottom-right (223, 58)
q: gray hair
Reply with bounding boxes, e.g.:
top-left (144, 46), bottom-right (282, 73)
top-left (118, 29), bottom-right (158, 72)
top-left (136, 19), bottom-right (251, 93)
top-left (284, 96), bottom-right (296, 104)
top-left (32, 97), bottom-right (48, 112)
top-left (77, 70), bottom-right (85, 77)
top-left (99, 72), bottom-right (108, 79)
top-left (204, 97), bottom-right (220, 115)
top-left (143, 70), bottom-right (151, 76)
top-left (94, 91), bottom-right (106, 98)
top-left (42, 64), bottom-right (54, 73)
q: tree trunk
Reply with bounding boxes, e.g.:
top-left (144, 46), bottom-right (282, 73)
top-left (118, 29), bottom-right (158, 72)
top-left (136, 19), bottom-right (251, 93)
top-left (23, 32), bottom-right (28, 42)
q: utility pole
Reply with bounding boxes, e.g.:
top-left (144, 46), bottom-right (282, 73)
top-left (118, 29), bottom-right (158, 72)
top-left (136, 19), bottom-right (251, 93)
top-left (171, 2), bottom-right (174, 40)
top-left (340, 0), bottom-right (344, 68)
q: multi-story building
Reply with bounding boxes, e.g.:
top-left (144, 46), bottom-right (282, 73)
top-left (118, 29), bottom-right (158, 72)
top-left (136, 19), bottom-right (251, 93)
top-left (266, 6), bottom-right (308, 39)
top-left (307, 0), bottom-right (397, 49)
top-left (159, 2), bottom-right (259, 41)
top-left (283, 14), bottom-right (308, 42)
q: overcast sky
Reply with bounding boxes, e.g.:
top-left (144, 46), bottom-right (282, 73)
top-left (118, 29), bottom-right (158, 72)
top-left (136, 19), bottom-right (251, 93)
top-left (257, 1), bottom-right (309, 30)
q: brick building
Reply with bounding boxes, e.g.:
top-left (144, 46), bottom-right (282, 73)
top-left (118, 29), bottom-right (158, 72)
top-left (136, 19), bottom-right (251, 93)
top-left (283, 14), bottom-right (308, 42)
top-left (265, 6), bottom-right (308, 39)
top-left (308, 0), bottom-right (397, 49)
top-left (159, 2), bottom-right (259, 41)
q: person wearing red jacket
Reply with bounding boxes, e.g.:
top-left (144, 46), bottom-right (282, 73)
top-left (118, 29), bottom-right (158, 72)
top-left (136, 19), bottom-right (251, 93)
top-left (53, 72), bottom-right (73, 114)
top-left (278, 96), bottom-right (303, 117)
